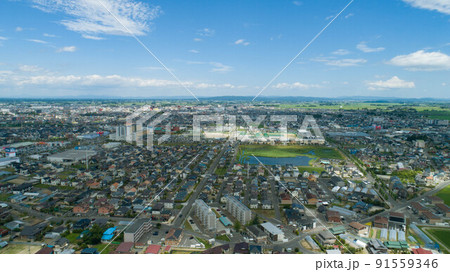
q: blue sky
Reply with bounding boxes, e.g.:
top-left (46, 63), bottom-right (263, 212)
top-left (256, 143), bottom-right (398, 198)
top-left (0, 0), bottom-right (449, 98)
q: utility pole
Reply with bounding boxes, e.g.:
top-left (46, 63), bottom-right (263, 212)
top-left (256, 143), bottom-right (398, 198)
top-left (247, 162), bottom-right (249, 179)
top-left (85, 149), bottom-right (89, 171)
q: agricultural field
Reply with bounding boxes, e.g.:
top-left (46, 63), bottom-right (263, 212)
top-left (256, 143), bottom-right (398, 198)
top-left (240, 144), bottom-right (343, 160)
top-left (419, 110), bottom-right (450, 120)
top-left (435, 185), bottom-right (450, 206)
top-left (422, 227), bottom-right (450, 253)
top-left (276, 102), bottom-right (450, 117)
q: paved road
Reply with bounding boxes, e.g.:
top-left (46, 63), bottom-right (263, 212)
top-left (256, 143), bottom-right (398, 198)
top-left (269, 176), bottom-right (282, 222)
top-left (173, 143), bottom-right (229, 228)
top-left (214, 142), bottom-right (238, 205)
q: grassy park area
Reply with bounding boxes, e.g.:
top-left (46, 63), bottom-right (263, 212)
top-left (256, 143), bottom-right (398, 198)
top-left (297, 166), bottom-right (325, 173)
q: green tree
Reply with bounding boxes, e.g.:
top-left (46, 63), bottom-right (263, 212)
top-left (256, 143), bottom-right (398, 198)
top-left (234, 221), bottom-right (241, 232)
top-left (250, 215), bottom-right (260, 226)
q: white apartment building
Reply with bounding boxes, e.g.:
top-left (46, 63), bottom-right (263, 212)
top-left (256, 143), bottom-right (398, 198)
top-left (225, 195), bottom-right (251, 225)
top-left (193, 199), bottom-right (216, 230)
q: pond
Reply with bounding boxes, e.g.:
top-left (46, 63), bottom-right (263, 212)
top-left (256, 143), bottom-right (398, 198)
top-left (246, 156), bottom-right (312, 166)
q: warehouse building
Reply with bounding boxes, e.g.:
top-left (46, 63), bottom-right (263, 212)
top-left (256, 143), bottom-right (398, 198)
top-left (47, 150), bottom-right (97, 164)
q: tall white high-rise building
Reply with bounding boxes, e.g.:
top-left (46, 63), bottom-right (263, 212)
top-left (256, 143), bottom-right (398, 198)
top-left (115, 125), bottom-right (127, 140)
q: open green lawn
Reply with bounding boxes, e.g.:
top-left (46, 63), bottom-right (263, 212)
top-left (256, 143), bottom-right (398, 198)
top-left (215, 234), bottom-right (231, 242)
top-left (64, 232), bottom-right (80, 243)
top-left (215, 167), bottom-right (227, 176)
top-left (436, 185), bottom-right (450, 206)
top-left (184, 221), bottom-right (193, 231)
top-left (196, 237), bottom-right (212, 249)
top-left (240, 145), bottom-right (342, 160)
top-left (93, 243), bottom-right (117, 254)
top-left (297, 166), bottom-right (325, 173)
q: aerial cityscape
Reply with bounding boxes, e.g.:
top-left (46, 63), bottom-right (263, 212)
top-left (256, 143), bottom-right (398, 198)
top-left (0, 99), bottom-right (448, 255)
top-left (0, 0), bottom-right (449, 261)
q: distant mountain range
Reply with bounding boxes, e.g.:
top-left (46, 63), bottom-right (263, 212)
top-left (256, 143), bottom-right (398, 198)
top-left (0, 96), bottom-right (449, 103)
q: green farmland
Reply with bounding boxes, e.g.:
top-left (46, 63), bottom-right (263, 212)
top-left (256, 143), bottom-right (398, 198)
top-left (239, 145), bottom-right (343, 160)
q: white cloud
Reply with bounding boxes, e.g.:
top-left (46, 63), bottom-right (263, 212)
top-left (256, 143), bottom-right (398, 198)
top-left (15, 26), bottom-right (23, 32)
top-left (26, 39), bottom-right (48, 44)
top-left (186, 61), bottom-right (233, 73)
top-left (403, 0), bottom-right (450, 15)
top-left (332, 49), bottom-right (350, 55)
top-left (140, 66), bottom-right (165, 71)
top-left (345, 13), bottom-right (354, 19)
top-left (43, 33), bottom-right (56, 37)
top-left (367, 76), bottom-right (415, 90)
top-left (313, 57), bottom-right (367, 67)
top-left (357, 41), bottom-right (385, 53)
top-left (0, 36), bottom-right (7, 46)
top-left (197, 28), bottom-right (215, 37)
top-left (18, 65), bottom-right (43, 73)
top-left (31, 0), bottom-right (161, 36)
top-left (388, 50), bottom-right (450, 71)
top-left (273, 82), bottom-right (321, 89)
top-left (82, 34), bottom-right (105, 40)
top-left (234, 39), bottom-right (250, 46)
top-left (193, 38), bottom-right (202, 42)
top-left (326, 58), bottom-right (367, 67)
top-left (57, 46), bottom-right (77, 53)
top-left (210, 62), bottom-right (232, 73)
top-left (292, 1), bottom-right (302, 6)
top-left (0, 70), bottom-right (239, 90)
top-left (189, 49), bottom-right (199, 54)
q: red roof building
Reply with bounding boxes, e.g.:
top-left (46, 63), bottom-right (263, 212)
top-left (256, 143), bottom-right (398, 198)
top-left (412, 248), bottom-right (432, 254)
top-left (114, 242), bottom-right (134, 254)
top-left (145, 244), bottom-right (161, 254)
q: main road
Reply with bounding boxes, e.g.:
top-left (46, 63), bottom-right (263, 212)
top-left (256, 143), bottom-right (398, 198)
top-left (173, 142), bottom-right (230, 228)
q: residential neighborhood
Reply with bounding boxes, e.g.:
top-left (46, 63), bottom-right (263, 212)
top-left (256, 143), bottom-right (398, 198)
top-left (0, 100), bottom-right (448, 254)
